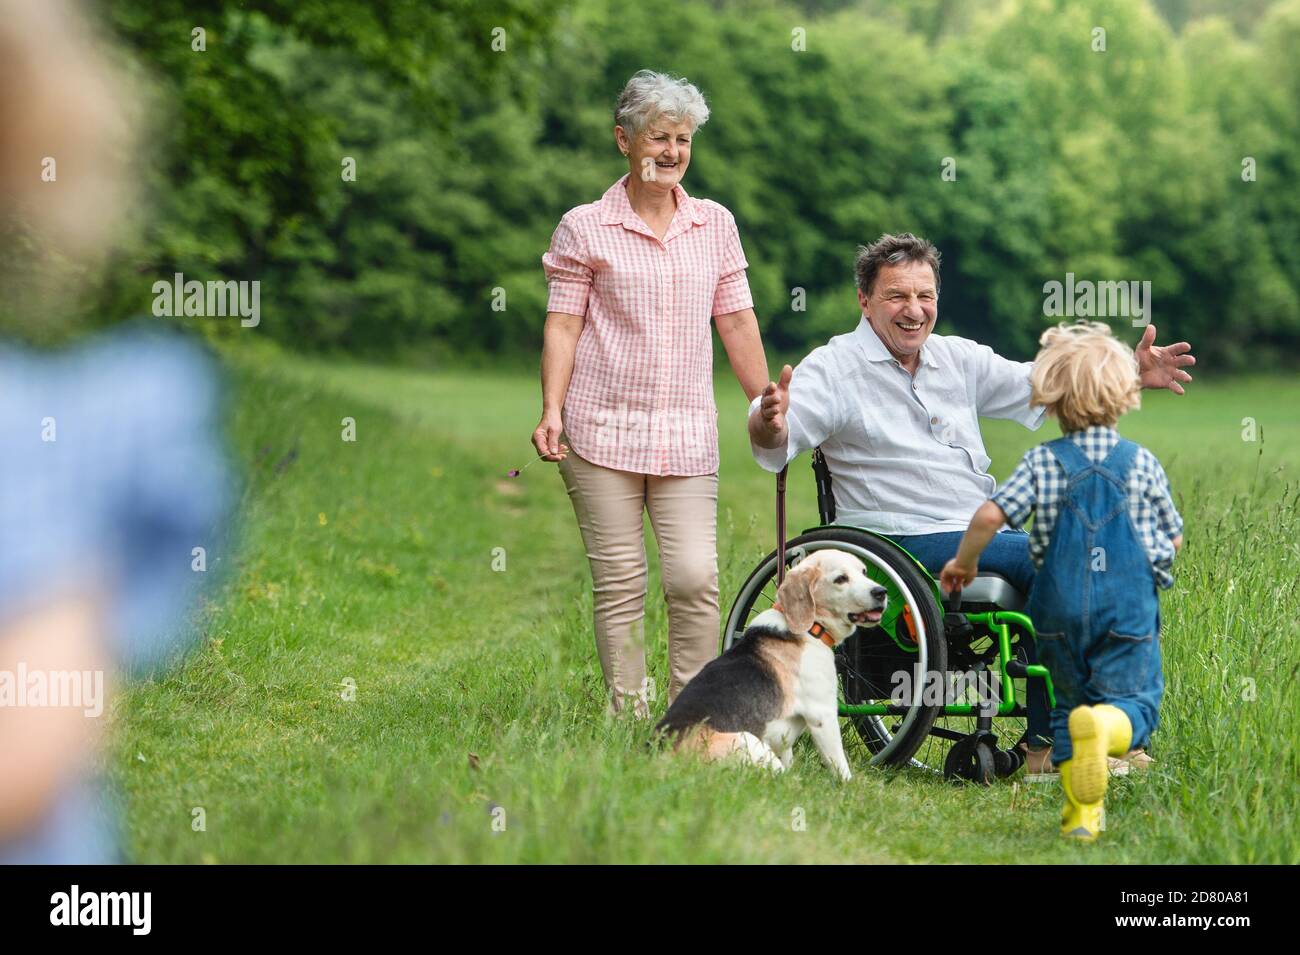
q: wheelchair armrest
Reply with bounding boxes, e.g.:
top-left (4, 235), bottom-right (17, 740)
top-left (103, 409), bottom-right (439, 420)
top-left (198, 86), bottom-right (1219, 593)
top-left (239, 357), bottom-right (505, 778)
top-left (958, 573), bottom-right (1027, 611)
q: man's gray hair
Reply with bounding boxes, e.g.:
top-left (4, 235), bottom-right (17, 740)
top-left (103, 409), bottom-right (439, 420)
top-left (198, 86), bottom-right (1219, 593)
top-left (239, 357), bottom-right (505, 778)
top-left (614, 70), bottom-right (710, 137)
top-left (854, 233), bottom-right (942, 296)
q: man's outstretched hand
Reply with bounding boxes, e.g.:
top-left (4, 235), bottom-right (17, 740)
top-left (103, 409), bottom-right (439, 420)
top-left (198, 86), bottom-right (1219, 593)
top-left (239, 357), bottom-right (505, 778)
top-left (1135, 324), bottom-right (1195, 395)
top-left (753, 364), bottom-right (792, 446)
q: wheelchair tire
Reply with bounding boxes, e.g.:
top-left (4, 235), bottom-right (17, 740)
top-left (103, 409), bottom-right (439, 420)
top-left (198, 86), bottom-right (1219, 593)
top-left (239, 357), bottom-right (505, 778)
top-left (944, 737), bottom-right (996, 786)
top-left (723, 527), bottom-right (948, 768)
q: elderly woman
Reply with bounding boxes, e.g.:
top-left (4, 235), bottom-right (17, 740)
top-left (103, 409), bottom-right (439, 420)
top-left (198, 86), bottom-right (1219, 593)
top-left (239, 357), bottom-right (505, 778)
top-left (533, 70), bottom-right (769, 717)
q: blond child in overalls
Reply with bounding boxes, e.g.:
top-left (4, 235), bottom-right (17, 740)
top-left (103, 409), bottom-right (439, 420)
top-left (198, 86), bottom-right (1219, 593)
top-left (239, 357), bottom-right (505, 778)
top-left (942, 322), bottom-right (1183, 840)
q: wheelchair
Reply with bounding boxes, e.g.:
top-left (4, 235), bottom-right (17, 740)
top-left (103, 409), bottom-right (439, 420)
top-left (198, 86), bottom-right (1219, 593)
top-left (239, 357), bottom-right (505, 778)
top-left (723, 449), bottom-right (1057, 784)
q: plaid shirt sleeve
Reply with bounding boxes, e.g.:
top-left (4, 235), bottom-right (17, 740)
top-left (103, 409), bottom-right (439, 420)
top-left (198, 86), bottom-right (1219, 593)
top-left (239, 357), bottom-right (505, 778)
top-left (991, 449), bottom-right (1039, 529)
top-left (711, 210), bottom-right (754, 317)
top-left (1144, 452), bottom-right (1184, 540)
top-left (542, 213), bottom-right (592, 317)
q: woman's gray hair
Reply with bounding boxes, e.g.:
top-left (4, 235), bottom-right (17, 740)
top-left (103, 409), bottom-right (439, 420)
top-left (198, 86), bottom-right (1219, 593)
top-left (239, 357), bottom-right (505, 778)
top-left (614, 70), bottom-right (710, 137)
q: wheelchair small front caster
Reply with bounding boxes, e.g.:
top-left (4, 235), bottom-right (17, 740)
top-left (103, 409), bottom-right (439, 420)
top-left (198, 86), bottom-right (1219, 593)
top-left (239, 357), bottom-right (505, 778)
top-left (994, 744), bottom-right (1025, 778)
top-left (944, 736), bottom-right (995, 785)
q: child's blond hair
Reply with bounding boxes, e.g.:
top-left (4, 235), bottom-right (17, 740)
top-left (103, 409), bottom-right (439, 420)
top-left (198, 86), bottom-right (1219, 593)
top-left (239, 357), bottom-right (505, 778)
top-left (1030, 321), bottom-right (1141, 432)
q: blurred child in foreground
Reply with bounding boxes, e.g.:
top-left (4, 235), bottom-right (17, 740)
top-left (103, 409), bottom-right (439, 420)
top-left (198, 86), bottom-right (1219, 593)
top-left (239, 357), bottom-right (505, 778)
top-left (0, 0), bottom-right (234, 862)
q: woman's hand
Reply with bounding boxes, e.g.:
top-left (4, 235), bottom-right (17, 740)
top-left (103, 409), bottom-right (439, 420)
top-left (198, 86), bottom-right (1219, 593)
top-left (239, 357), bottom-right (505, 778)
top-left (532, 410), bottom-right (569, 462)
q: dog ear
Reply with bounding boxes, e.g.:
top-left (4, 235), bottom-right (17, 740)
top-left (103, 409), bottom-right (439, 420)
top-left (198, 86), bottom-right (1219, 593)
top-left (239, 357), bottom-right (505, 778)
top-left (778, 561), bottom-right (821, 634)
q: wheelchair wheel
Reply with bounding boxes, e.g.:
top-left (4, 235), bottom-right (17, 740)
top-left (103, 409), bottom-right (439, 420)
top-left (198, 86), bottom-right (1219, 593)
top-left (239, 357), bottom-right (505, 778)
top-left (944, 736), bottom-right (995, 785)
top-left (723, 527), bottom-right (948, 768)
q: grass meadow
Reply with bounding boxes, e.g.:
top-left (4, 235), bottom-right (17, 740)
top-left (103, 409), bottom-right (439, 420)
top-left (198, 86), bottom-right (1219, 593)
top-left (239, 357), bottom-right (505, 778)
top-left (109, 341), bottom-right (1300, 863)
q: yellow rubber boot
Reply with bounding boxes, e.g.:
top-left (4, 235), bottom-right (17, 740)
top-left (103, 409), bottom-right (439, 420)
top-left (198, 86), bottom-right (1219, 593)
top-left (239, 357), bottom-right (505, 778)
top-left (1067, 704), bottom-right (1133, 804)
top-left (1059, 761), bottom-right (1104, 841)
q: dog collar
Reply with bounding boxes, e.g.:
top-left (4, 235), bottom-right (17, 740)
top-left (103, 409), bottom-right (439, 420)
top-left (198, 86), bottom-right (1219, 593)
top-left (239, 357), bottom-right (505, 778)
top-left (771, 604), bottom-right (836, 648)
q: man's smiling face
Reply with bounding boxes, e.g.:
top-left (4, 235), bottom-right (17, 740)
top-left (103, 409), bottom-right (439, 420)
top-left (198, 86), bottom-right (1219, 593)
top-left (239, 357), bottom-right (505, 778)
top-left (858, 260), bottom-right (939, 364)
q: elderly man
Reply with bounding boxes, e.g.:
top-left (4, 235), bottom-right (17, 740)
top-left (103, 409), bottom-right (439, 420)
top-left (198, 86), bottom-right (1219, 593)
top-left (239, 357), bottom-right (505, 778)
top-left (747, 232), bottom-right (1195, 770)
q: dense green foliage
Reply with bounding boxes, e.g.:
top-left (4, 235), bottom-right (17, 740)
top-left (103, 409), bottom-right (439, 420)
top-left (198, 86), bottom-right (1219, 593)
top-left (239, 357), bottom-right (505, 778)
top-left (81, 0), bottom-right (1300, 365)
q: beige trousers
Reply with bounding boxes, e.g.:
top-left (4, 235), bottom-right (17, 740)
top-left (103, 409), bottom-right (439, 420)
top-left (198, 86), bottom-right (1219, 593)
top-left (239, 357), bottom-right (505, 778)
top-left (558, 447), bottom-right (720, 717)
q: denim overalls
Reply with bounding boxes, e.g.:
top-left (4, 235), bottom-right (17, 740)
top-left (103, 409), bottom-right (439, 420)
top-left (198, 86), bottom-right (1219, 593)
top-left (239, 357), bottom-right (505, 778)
top-left (1025, 437), bottom-right (1164, 764)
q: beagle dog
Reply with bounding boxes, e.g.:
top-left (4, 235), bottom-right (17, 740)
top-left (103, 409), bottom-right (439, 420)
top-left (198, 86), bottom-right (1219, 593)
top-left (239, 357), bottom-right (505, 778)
top-left (654, 549), bottom-right (887, 781)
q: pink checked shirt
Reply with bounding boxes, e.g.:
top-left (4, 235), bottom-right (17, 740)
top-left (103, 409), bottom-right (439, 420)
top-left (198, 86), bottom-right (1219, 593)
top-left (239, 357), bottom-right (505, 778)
top-left (543, 174), bottom-right (753, 476)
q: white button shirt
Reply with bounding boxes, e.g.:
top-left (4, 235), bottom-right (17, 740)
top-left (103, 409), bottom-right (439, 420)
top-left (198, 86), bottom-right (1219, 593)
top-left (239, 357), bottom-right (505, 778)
top-left (748, 316), bottom-right (1045, 535)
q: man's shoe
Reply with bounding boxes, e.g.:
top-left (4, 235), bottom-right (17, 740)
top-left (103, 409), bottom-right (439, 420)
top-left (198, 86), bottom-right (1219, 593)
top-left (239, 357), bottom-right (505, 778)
top-left (1021, 743), bottom-right (1054, 781)
top-left (1067, 704), bottom-right (1133, 804)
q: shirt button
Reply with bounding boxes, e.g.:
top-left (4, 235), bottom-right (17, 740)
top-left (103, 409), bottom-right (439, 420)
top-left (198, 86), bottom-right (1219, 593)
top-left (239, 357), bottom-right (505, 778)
top-left (912, 383), bottom-right (917, 391)
top-left (931, 416), bottom-right (939, 425)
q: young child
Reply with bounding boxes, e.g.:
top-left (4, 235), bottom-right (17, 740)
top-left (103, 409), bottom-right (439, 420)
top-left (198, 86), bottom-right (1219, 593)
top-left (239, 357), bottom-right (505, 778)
top-left (940, 321), bottom-right (1184, 841)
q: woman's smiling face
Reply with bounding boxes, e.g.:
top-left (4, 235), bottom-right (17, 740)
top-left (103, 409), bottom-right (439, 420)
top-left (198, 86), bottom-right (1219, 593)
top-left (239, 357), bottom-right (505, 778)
top-left (617, 118), bottom-right (693, 188)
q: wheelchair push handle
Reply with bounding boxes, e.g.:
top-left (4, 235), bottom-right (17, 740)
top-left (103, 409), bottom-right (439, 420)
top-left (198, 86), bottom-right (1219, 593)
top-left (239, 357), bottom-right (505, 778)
top-left (775, 465), bottom-right (788, 585)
